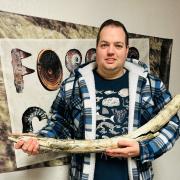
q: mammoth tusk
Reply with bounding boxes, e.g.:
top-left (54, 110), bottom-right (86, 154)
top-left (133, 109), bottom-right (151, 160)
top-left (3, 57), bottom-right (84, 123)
top-left (9, 94), bottom-right (180, 153)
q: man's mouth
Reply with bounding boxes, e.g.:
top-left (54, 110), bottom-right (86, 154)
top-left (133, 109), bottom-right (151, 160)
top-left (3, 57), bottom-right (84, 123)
top-left (105, 58), bottom-right (116, 64)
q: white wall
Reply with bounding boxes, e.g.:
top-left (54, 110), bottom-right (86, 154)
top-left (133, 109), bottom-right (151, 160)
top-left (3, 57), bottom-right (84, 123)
top-left (0, 0), bottom-right (180, 179)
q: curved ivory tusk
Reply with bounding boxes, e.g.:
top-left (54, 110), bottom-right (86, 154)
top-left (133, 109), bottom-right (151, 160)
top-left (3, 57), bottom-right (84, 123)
top-left (9, 94), bottom-right (180, 153)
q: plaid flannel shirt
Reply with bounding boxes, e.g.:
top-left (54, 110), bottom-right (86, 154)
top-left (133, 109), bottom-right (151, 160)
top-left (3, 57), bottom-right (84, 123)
top-left (39, 59), bottom-right (179, 180)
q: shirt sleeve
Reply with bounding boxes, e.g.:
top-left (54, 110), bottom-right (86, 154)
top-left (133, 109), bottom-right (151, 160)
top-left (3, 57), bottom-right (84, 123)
top-left (138, 74), bottom-right (180, 163)
top-left (38, 80), bottom-right (74, 139)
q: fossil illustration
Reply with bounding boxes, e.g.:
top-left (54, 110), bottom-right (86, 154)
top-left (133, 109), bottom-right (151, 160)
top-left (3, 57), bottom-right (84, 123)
top-left (11, 48), bottom-right (35, 93)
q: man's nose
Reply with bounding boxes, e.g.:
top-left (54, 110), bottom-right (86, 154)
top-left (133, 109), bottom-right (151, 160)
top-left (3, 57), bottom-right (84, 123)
top-left (107, 45), bottom-right (115, 55)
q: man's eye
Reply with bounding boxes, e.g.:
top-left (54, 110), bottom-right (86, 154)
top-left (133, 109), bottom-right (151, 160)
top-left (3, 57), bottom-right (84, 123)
top-left (100, 44), bottom-right (108, 48)
top-left (116, 44), bottom-right (123, 49)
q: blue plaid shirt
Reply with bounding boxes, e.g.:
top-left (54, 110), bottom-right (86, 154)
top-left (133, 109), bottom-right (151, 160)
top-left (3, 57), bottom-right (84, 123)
top-left (39, 59), bottom-right (180, 180)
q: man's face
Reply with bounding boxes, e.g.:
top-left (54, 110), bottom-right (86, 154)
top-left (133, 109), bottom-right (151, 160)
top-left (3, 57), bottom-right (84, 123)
top-left (96, 25), bottom-right (129, 77)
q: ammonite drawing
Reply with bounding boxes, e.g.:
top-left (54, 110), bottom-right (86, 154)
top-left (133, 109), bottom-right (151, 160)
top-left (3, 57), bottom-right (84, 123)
top-left (127, 47), bottom-right (140, 60)
top-left (65, 49), bottom-right (82, 73)
top-left (22, 106), bottom-right (47, 133)
top-left (37, 49), bottom-right (63, 91)
top-left (85, 48), bottom-right (96, 63)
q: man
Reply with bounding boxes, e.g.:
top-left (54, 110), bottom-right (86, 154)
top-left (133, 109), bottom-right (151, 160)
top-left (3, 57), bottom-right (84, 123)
top-left (15, 19), bottom-right (179, 180)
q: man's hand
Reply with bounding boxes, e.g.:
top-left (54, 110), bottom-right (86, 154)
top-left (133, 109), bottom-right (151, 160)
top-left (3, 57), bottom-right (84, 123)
top-left (15, 137), bottom-right (39, 155)
top-left (106, 138), bottom-right (140, 158)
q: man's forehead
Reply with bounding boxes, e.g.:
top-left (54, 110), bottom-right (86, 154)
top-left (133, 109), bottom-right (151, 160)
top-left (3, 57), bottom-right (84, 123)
top-left (100, 26), bottom-right (125, 36)
top-left (101, 25), bottom-right (124, 32)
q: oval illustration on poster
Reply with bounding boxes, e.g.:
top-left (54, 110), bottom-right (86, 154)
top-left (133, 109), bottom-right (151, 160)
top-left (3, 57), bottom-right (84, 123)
top-left (127, 47), bottom-right (140, 60)
top-left (85, 48), bottom-right (96, 63)
top-left (37, 49), bottom-right (63, 91)
top-left (65, 49), bottom-right (82, 73)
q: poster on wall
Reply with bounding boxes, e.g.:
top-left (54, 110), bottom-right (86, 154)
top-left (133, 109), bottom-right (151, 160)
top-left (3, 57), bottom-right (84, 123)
top-left (0, 38), bottom-right (149, 168)
top-left (0, 10), bottom-right (173, 178)
top-left (0, 39), bottom-right (96, 167)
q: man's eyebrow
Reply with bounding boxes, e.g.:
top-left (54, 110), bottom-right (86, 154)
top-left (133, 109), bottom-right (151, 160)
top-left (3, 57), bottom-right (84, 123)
top-left (115, 41), bottom-right (124, 44)
top-left (99, 40), bottom-right (108, 43)
top-left (100, 40), bottom-right (124, 44)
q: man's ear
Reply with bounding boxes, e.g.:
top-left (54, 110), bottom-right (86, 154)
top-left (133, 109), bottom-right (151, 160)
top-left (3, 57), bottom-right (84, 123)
top-left (126, 45), bottom-right (129, 57)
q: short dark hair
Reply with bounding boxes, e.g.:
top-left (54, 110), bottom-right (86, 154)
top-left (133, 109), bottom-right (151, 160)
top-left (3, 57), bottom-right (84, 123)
top-left (96, 19), bottom-right (129, 47)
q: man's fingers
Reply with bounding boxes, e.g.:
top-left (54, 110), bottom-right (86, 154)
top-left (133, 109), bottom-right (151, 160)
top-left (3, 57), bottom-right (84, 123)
top-left (106, 147), bottom-right (131, 157)
top-left (14, 139), bottom-right (25, 149)
top-left (32, 142), bottom-right (40, 155)
top-left (14, 137), bottom-right (39, 155)
top-left (22, 138), bottom-right (33, 151)
top-left (117, 138), bottom-right (132, 147)
top-left (27, 139), bottom-right (39, 152)
top-left (106, 149), bottom-right (134, 158)
top-left (106, 147), bottom-right (129, 154)
top-left (106, 139), bottom-right (140, 158)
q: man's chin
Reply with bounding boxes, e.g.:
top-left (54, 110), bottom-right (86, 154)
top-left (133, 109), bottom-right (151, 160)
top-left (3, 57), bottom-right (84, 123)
top-left (104, 65), bottom-right (118, 71)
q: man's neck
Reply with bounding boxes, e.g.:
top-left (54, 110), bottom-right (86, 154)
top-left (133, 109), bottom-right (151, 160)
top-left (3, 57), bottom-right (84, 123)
top-left (96, 68), bottom-right (125, 80)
